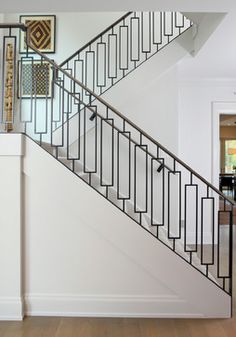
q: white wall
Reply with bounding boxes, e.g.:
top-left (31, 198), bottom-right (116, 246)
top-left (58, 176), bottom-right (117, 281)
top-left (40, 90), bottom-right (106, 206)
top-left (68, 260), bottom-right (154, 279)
top-left (177, 11), bottom-right (236, 184)
top-left (178, 80), bottom-right (236, 182)
top-left (2, 12), bottom-right (124, 64)
top-left (0, 135), bottom-right (23, 320)
top-left (101, 31), bottom-right (193, 154)
top-left (21, 135), bottom-right (230, 318)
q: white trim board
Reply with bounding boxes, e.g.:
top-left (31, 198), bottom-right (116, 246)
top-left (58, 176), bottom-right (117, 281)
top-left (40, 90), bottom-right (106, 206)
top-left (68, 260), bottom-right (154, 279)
top-left (24, 294), bottom-right (205, 318)
top-left (0, 297), bottom-right (24, 321)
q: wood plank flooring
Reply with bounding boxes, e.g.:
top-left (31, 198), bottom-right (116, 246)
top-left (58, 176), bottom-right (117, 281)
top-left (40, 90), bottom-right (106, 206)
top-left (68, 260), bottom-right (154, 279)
top-left (1, 315), bottom-right (236, 337)
top-left (0, 226), bottom-right (235, 337)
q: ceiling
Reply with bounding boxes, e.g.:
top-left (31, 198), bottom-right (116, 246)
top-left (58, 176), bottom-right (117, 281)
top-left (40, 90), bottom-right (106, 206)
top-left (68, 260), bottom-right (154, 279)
top-left (1, 0), bottom-right (236, 13)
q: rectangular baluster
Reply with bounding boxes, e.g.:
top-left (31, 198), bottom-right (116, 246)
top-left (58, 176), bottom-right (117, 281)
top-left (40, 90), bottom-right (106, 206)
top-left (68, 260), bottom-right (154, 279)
top-left (18, 57), bottom-right (34, 124)
top-left (51, 78), bottom-right (64, 147)
top-left (74, 59), bottom-right (84, 102)
top-left (117, 131), bottom-right (131, 200)
top-left (108, 34), bottom-right (117, 78)
top-left (153, 12), bottom-right (162, 45)
top-left (68, 105), bottom-right (80, 160)
top-left (63, 69), bottom-right (72, 115)
top-left (168, 171), bottom-right (181, 239)
top-left (201, 197), bottom-right (214, 265)
top-left (151, 158), bottom-right (165, 225)
top-left (100, 118), bottom-right (114, 186)
top-left (164, 12), bottom-right (173, 36)
top-left (85, 51), bottom-right (95, 92)
top-left (84, 106), bottom-right (97, 173)
top-left (34, 63), bottom-right (48, 135)
top-left (134, 145), bottom-right (148, 213)
top-left (97, 42), bottom-right (106, 87)
top-left (184, 184), bottom-right (198, 251)
top-left (175, 12), bottom-right (184, 28)
top-left (74, 59), bottom-right (84, 83)
top-left (119, 26), bottom-right (129, 70)
top-left (52, 76), bottom-right (62, 124)
top-left (218, 211), bottom-right (231, 279)
top-left (131, 17), bottom-right (140, 61)
top-left (141, 12), bottom-right (151, 53)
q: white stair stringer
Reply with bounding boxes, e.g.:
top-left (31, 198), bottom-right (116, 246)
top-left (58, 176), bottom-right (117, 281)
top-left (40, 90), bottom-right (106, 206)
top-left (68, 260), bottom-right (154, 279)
top-left (23, 136), bottom-right (231, 318)
top-left (53, 149), bottom-right (220, 288)
top-left (44, 131), bottom-right (220, 285)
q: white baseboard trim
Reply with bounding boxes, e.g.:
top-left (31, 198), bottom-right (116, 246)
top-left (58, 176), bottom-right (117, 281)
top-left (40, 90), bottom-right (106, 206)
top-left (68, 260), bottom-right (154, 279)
top-left (24, 294), bottom-right (204, 318)
top-left (0, 297), bottom-right (24, 321)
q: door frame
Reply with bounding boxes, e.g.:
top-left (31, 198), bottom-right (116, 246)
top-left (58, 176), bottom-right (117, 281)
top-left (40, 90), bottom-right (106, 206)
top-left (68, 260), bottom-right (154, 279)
top-left (212, 101), bottom-right (236, 188)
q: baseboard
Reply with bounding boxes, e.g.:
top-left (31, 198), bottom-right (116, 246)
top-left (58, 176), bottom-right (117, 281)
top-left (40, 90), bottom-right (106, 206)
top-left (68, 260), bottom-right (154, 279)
top-left (24, 294), bottom-right (204, 318)
top-left (0, 297), bottom-right (24, 321)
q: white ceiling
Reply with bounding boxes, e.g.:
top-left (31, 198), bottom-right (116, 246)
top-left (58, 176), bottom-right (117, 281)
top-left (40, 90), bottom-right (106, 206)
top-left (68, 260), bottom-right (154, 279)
top-left (1, 0), bottom-right (236, 13)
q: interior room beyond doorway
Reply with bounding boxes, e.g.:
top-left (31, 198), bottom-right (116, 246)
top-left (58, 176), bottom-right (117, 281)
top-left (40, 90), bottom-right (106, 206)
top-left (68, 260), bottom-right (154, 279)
top-left (220, 114), bottom-right (236, 201)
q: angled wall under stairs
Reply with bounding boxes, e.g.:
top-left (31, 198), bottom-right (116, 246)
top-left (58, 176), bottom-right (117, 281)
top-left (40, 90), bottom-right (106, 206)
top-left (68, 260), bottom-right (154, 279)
top-left (20, 135), bottom-right (231, 318)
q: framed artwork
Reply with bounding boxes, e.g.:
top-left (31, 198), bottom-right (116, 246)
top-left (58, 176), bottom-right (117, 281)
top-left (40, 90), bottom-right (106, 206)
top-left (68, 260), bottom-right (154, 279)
top-left (19, 15), bottom-right (56, 53)
top-left (18, 58), bottom-right (53, 99)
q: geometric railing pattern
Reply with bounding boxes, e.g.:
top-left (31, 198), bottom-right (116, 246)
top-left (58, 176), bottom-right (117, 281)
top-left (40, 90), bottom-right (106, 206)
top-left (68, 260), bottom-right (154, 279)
top-left (0, 23), bottom-right (233, 301)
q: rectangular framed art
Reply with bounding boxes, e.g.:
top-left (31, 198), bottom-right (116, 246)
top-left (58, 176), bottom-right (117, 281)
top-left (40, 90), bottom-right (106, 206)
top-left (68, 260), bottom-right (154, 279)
top-left (18, 58), bottom-right (53, 99)
top-left (19, 15), bottom-right (56, 53)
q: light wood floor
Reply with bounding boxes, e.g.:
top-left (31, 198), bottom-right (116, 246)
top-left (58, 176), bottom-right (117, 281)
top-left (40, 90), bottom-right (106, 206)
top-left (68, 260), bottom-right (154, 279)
top-left (1, 314), bottom-right (236, 337)
top-left (0, 226), bottom-right (236, 337)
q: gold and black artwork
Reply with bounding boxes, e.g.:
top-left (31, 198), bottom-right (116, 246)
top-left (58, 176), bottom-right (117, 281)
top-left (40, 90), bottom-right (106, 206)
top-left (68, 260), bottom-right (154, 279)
top-left (18, 59), bottom-right (53, 98)
top-left (4, 43), bottom-right (14, 132)
top-left (19, 15), bottom-right (56, 53)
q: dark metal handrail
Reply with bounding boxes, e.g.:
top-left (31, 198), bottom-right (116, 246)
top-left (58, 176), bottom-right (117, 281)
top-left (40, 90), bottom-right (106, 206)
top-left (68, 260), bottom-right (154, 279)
top-left (59, 12), bottom-right (132, 67)
top-left (0, 23), bottom-right (233, 298)
top-left (0, 21), bottom-right (232, 204)
top-left (24, 26), bottom-right (234, 205)
top-left (0, 23), bottom-right (27, 31)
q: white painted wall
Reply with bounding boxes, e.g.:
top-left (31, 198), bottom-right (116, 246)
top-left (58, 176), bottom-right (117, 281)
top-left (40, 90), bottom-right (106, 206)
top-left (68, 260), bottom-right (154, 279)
top-left (101, 30), bottom-right (193, 154)
top-left (21, 135), bottom-right (230, 318)
top-left (177, 12), bottom-right (236, 186)
top-left (178, 80), bottom-right (236, 182)
top-left (2, 12), bottom-right (124, 64)
top-left (0, 134), bottom-right (23, 320)
top-left (179, 12), bottom-right (236, 80)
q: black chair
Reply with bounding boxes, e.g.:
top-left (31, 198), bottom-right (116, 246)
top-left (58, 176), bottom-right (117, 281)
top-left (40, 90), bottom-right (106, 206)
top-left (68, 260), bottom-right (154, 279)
top-left (220, 176), bottom-right (233, 193)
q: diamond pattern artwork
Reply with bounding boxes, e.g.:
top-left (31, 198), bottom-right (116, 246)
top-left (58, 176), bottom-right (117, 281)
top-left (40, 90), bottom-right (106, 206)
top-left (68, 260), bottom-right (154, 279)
top-left (18, 59), bottom-right (53, 98)
top-left (20, 15), bottom-right (56, 53)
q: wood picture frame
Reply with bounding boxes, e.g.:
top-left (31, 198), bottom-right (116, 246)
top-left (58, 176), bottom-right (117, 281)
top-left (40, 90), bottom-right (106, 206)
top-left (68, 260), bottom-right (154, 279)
top-left (19, 15), bottom-right (56, 53)
top-left (18, 58), bottom-right (53, 99)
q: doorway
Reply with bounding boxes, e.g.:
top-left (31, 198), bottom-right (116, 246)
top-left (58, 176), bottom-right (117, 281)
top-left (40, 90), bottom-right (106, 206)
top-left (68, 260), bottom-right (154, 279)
top-left (219, 115), bottom-right (236, 199)
top-left (212, 102), bottom-right (236, 190)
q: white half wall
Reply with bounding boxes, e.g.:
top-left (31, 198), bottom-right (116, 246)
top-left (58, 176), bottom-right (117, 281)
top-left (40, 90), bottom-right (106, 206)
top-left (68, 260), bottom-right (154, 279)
top-left (21, 135), bottom-right (230, 318)
top-left (0, 134), bottom-right (24, 320)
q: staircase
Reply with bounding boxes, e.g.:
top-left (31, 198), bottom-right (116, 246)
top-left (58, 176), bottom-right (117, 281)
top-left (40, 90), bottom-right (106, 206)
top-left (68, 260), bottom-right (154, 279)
top-left (0, 15), bottom-right (234, 318)
top-left (60, 12), bottom-right (192, 98)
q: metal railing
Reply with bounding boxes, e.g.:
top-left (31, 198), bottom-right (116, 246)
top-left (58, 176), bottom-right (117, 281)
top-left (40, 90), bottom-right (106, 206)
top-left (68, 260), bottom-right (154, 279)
top-left (0, 22), bottom-right (233, 301)
top-left (60, 12), bottom-right (192, 98)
